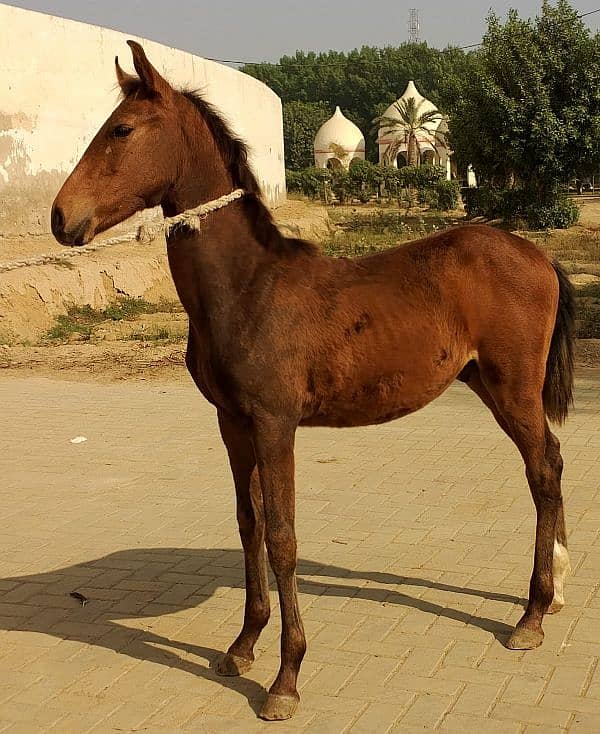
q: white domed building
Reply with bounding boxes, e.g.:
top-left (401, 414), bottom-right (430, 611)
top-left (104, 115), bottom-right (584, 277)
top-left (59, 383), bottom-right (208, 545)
top-left (314, 107), bottom-right (365, 169)
top-left (377, 81), bottom-right (453, 179)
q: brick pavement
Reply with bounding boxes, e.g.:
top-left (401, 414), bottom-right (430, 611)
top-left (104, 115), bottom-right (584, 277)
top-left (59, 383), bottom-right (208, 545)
top-left (0, 371), bottom-right (599, 732)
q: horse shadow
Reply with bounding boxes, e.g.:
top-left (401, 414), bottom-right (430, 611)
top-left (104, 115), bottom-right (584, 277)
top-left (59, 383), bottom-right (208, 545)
top-left (0, 547), bottom-right (525, 713)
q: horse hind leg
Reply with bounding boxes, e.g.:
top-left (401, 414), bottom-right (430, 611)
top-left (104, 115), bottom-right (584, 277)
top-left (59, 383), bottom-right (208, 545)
top-left (463, 362), bottom-right (566, 648)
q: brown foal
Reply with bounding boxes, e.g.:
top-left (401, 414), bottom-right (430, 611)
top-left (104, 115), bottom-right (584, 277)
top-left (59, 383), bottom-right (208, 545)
top-left (52, 42), bottom-right (576, 720)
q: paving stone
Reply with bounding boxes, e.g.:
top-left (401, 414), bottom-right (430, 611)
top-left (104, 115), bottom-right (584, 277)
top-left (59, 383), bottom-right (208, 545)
top-left (0, 374), bottom-right (599, 732)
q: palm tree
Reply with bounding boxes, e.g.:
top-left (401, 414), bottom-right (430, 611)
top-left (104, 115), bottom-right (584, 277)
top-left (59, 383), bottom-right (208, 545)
top-left (373, 97), bottom-right (446, 167)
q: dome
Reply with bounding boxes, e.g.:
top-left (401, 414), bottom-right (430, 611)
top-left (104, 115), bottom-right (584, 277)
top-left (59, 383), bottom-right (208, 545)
top-left (314, 107), bottom-right (365, 165)
top-left (378, 81), bottom-right (442, 141)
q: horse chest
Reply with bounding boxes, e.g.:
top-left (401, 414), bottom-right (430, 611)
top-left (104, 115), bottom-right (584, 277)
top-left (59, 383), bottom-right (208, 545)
top-left (185, 330), bottom-right (242, 412)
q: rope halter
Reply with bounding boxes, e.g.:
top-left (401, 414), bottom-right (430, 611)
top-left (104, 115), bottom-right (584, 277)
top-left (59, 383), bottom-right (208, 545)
top-left (137, 188), bottom-right (246, 244)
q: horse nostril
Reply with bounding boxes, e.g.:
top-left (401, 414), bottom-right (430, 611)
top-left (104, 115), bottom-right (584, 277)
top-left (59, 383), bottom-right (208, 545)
top-left (51, 205), bottom-right (65, 237)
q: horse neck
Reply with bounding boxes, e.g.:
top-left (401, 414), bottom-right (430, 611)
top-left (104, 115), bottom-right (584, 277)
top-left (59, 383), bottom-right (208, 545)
top-left (160, 109), bottom-right (234, 217)
top-left (162, 110), bottom-right (273, 323)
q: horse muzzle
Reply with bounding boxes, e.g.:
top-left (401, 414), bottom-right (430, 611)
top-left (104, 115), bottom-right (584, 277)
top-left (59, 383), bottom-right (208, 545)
top-left (51, 204), bottom-right (94, 247)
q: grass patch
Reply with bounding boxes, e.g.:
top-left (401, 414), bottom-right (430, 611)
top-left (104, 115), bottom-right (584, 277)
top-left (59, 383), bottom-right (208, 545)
top-left (323, 209), bottom-right (457, 258)
top-left (531, 229), bottom-right (600, 266)
top-left (128, 328), bottom-right (174, 342)
top-left (577, 282), bottom-right (600, 299)
top-left (45, 298), bottom-right (183, 343)
top-left (323, 232), bottom-right (403, 258)
top-left (575, 281), bottom-right (600, 338)
top-left (103, 297), bottom-right (182, 321)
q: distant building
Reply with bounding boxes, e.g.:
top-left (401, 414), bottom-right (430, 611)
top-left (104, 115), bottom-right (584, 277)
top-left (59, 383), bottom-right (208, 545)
top-left (314, 107), bottom-right (365, 170)
top-left (377, 81), bottom-right (454, 180)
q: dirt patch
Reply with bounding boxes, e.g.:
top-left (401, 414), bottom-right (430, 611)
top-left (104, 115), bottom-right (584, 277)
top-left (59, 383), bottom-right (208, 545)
top-left (273, 197), bottom-right (333, 241)
top-left (0, 342), bottom-right (187, 383)
top-left (575, 339), bottom-right (600, 368)
top-left (576, 197), bottom-right (600, 228)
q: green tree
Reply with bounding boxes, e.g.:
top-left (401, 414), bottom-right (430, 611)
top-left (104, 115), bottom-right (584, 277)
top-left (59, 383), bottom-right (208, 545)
top-left (373, 97), bottom-right (446, 166)
top-left (282, 101), bottom-right (331, 170)
top-left (443, 0), bottom-right (600, 209)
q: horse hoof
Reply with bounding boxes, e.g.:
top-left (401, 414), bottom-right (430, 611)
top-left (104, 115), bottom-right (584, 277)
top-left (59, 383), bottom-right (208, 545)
top-left (506, 626), bottom-right (544, 650)
top-left (259, 693), bottom-right (299, 721)
top-left (547, 599), bottom-right (564, 614)
top-left (213, 652), bottom-right (253, 677)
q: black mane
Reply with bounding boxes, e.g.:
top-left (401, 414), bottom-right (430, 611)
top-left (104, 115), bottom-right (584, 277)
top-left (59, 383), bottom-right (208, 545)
top-left (181, 90), bottom-right (318, 256)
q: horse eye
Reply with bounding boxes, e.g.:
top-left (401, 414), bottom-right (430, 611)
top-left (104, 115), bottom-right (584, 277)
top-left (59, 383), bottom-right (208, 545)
top-left (112, 125), bottom-right (133, 139)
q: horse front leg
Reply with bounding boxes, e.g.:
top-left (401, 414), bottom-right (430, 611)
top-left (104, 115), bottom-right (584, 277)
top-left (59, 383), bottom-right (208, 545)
top-left (253, 415), bottom-right (306, 721)
top-left (213, 410), bottom-right (270, 676)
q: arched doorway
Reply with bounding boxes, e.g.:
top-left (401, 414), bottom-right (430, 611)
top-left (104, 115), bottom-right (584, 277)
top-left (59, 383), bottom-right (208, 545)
top-left (396, 153), bottom-right (408, 168)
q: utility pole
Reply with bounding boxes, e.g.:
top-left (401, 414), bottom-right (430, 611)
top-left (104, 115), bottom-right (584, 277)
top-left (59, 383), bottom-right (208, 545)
top-left (408, 8), bottom-right (420, 44)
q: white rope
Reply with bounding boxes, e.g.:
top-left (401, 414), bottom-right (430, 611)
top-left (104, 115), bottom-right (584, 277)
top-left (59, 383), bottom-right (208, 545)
top-left (0, 189), bottom-right (246, 274)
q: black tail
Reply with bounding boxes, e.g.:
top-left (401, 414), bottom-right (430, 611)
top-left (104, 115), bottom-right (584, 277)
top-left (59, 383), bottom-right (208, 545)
top-left (543, 261), bottom-right (576, 424)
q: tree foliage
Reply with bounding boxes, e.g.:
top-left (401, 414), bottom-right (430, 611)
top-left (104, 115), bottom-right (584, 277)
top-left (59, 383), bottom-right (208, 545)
top-left (443, 0), bottom-right (600, 195)
top-left (246, 0), bottom-right (596, 228)
top-left (282, 101), bottom-right (331, 170)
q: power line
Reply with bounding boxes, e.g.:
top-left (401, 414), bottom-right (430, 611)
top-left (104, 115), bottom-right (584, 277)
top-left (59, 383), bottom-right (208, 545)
top-left (205, 6), bottom-right (600, 67)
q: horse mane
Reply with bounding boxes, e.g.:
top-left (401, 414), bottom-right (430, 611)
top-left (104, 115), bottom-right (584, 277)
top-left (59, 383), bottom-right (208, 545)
top-left (123, 82), bottom-right (318, 256)
top-left (181, 90), bottom-right (318, 256)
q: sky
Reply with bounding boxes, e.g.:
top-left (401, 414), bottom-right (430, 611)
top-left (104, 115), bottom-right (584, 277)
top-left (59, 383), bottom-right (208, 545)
top-left (4, 1), bottom-right (600, 63)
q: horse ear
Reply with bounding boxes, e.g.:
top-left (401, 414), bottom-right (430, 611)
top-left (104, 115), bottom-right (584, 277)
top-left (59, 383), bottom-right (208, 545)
top-left (115, 56), bottom-right (138, 94)
top-left (126, 40), bottom-right (170, 96)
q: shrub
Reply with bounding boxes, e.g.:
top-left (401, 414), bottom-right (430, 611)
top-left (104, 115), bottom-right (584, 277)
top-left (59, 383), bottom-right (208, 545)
top-left (464, 186), bottom-right (579, 229)
top-left (348, 159), bottom-right (377, 202)
top-left (285, 169), bottom-right (302, 194)
top-left (286, 167), bottom-right (331, 200)
top-left (288, 162), bottom-right (457, 208)
top-left (433, 180), bottom-right (461, 211)
top-left (463, 186), bottom-right (506, 219)
top-left (401, 164), bottom-right (446, 190)
top-left (521, 196), bottom-right (580, 230)
top-left (330, 168), bottom-right (352, 204)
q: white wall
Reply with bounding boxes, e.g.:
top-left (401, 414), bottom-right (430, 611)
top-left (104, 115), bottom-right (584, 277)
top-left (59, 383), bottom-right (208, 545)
top-left (0, 3), bottom-right (286, 238)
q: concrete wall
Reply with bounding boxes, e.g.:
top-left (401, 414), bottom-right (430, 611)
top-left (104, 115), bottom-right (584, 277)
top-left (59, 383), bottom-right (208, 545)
top-left (0, 3), bottom-right (286, 239)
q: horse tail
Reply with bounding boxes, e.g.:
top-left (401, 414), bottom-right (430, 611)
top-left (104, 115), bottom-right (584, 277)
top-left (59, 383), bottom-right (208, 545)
top-left (543, 261), bottom-right (576, 425)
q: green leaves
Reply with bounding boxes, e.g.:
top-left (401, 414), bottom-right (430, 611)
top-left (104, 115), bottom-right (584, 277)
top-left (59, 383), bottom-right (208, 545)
top-left (285, 162), bottom-right (453, 208)
top-left (372, 99), bottom-right (446, 167)
top-left (282, 101), bottom-right (331, 170)
top-left (443, 0), bottom-right (600, 191)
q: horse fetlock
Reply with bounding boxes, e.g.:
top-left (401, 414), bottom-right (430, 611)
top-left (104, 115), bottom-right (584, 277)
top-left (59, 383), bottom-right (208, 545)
top-left (549, 540), bottom-right (570, 613)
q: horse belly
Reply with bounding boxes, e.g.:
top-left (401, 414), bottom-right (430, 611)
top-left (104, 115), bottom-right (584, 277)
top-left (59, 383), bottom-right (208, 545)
top-left (302, 354), bottom-right (462, 428)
